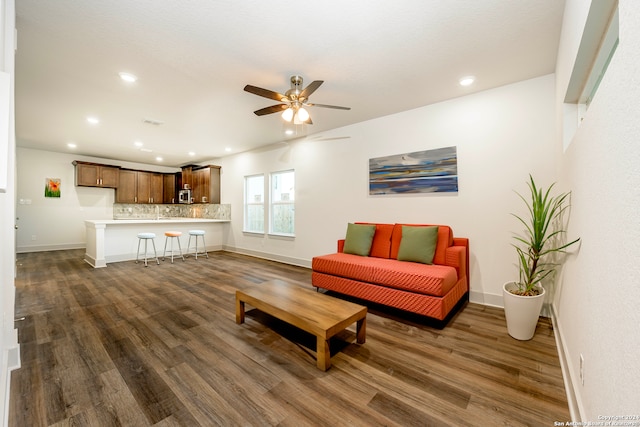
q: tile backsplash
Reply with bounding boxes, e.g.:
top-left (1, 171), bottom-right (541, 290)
top-left (113, 203), bottom-right (230, 220)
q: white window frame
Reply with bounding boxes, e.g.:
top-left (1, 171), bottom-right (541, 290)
top-left (563, 2), bottom-right (618, 150)
top-left (269, 170), bottom-right (295, 237)
top-left (243, 174), bottom-right (265, 234)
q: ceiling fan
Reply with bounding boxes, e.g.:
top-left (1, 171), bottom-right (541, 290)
top-left (244, 75), bottom-right (351, 125)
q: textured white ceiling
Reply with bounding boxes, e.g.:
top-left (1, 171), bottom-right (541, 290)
top-left (15, 0), bottom-right (565, 167)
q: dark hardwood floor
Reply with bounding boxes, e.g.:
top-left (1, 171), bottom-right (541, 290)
top-left (10, 249), bottom-right (569, 426)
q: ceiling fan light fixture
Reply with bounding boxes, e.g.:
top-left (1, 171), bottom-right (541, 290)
top-left (281, 107), bottom-right (294, 122)
top-left (244, 75), bottom-right (349, 124)
top-left (296, 107), bottom-right (309, 122)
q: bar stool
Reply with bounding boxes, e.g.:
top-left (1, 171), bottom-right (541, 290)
top-left (187, 229), bottom-right (208, 259)
top-left (162, 231), bottom-right (184, 263)
top-left (136, 232), bottom-right (159, 266)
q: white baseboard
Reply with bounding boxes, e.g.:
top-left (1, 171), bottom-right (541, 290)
top-left (469, 290), bottom-right (503, 308)
top-left (103, 244), bottom-right (224, 265)
top-left (2, 343), bottom-right (20, 427)
top-left (222, 245), bottom-right (311, 269)
top-left (550, 304), bottom-right (583, 421)
top-left (16, 242), bottom-right (84, 253)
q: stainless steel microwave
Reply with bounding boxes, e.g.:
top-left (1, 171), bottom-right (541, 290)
top-left (178, 189), bottom-right (191, 204)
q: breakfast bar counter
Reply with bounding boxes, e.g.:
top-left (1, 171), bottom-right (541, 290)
top-left (84, 218), bottom-right (230, 268)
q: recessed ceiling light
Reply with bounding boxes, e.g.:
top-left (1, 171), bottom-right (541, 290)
top-left (119, 72), bottom-right (137, 83)
top-left (188, 151), bottom-right (195, 156)
top-left (459, 76), bottom-right (475, 86)
top-left (224, 147), bottom-right (232, 152)
top-left (284, 129), bottom-right (294, 136)
top-left (134, 141), bottom-right (143, 147)
top-left (67, 143), bottom-right (76, 148)
top-left (155, 156), bottom-right (163, 162)
top-left (86, 116), bottom-right (100, 125)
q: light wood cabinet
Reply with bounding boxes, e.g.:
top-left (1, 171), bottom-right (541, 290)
top-left (73, 161), bottom-right (119, 188)
top-left (115, 170), bottom-right (163, 203)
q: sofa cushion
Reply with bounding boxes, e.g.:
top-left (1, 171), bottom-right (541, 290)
top-left (343, 223), bottom-right (376, 256)
top-left (311, 253), bottom-right (458, 297)
top-left (397, 225), bottom-right (438, 264)
top-left (391, 224), bottom-right (453, 265)
top-left (371, 257), bottom-right (458, 296)
top-left (312, 253), bottom-right (379, 283)
top-left (356, 222), bottom-right (394, 258)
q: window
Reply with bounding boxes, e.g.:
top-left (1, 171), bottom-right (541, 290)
top-left (269, 170), bottom-right (295, 236)
top-left (563, 2), bottom-right (618, 150)
top-left (243, 170), bottom-right (296, 236)
top-left (244, 174), bottom-right (264, 233)
top-left (579, 6), bottom-right (619, 109)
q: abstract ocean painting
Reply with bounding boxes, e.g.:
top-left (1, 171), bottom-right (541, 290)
top-left (369, 146), bottom-right (458, 195)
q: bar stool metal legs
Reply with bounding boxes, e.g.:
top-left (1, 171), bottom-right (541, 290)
top-left (162, 231), bottom-right (185, 263)
top-left (187, 230), bottom-right (208, 259)
top-left (136, 232), bottom-right (160, 266)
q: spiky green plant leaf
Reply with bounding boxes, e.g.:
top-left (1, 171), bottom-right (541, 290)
top-left (510, 175), bottom-right (580, 295)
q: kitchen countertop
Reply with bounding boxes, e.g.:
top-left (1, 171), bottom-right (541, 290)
top-left (84, 218), bottom-right (229, 268)
top-left (87, 218), bottom-right (230, 225)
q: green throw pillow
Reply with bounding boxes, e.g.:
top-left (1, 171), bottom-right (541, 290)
top-left (343, 223), bottom-right (376, 256)
top-left (397, 226), bottom-right (438, 264)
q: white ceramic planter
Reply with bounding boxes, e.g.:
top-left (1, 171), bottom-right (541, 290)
top-left (502, 281), bottom-right (546, 340)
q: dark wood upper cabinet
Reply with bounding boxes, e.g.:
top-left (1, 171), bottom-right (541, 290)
top-left (73, 160), bottom-right (218, 205)
top-left (73, 161), bottom-right (119, 188)
top-left (189, 165), bottom-right (220, 203)
top-left (115, 170), bottom-right (137, 203)
top-left (136, 171), bottom-right (151, 203)
top-left (163, 173), bottom-right (178, 204)
top-left (149, 173), bottom-right (163, 204)
top-left (114, 170), bottom-right (163, 204)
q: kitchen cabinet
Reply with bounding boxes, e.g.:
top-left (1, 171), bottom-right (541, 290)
top-left (115, 170), bottom-right (163, 203)
top-left (163, 173), bottom-right (178, 203)
top-left (115, 170), bottom-right (137, 203)
top-left (191, 165), bottom-right (220, 203)
top-left (73, 161), bottom-right (119, 188)
top-left (149, 173), bottom-right (163, 204)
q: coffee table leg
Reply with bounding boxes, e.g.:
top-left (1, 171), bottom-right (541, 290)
top-left (317, 336), bottom-right (331, 371)
top-left (356, 316), bottom-right (366, 344)
top-left (236, 297), bottom-right (245, 324)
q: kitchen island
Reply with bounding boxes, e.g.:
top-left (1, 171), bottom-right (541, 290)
top-left (84, 218), bottom-right (230, 268)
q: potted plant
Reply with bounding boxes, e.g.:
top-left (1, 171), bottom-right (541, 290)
top-left (503, 175), bottom-right (580, 340)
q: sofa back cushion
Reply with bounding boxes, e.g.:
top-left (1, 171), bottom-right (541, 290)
top-left (356, 222), bottom-right (394, 258)
top-left (397, 225), bottom-right (439, 264)
top-left (390, 224), bottom-right (453, 265)
top-left (343, 223), bottom-right (377, 256)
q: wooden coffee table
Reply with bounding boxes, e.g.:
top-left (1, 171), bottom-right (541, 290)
top-left (235, 279), bottom-right (367, 371)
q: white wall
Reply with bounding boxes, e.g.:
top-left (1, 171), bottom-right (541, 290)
top-left (0, 0), bottom-right (17, 424)
top-left (555, 0), bottom-right (640, 419)
top-left (218, 74), bottom-right (558, 306)
top-left (15, 147), bottom-right (179, 252)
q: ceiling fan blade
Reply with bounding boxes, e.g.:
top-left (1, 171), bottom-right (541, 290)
top-left (253, 104), bottom-right (288, 116)
top-left (244, 85), bottom-right (287, 102)
top-left (299, 80), bottom-right (323, 99)
top-left (306, 103), bottom-right (351, 110)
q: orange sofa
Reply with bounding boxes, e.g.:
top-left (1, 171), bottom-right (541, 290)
top-left (311, 223), bottom-right (469, 325)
